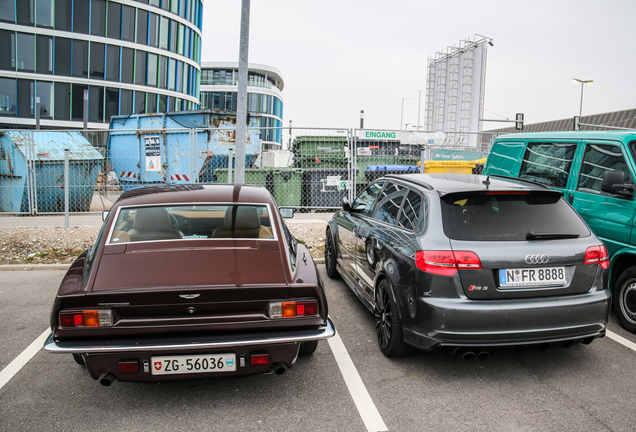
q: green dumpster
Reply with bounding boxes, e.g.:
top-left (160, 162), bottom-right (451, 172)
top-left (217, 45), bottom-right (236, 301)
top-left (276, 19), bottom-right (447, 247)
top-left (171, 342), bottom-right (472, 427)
top-left (273, 168), bottom-right (305, 207)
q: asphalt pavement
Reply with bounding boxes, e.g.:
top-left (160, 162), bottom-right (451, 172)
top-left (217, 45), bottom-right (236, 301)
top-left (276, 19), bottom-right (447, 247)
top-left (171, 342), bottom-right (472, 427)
top-left (1, 266), bottom-right (636, 431)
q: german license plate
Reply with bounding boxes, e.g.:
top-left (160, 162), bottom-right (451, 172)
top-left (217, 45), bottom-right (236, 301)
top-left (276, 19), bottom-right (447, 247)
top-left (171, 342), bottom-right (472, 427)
top-left (151, 353), bottom-right (236, 375)
top-left (499, 267), bottom-right (566, 287)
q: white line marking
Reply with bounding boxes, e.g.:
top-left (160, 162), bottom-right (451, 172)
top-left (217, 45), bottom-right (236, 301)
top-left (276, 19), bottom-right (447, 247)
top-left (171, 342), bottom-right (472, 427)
top-left (328, 331), bottom-right (388, 432)
top-left (606, 329), bottom-right (636, 353)
top-left (0, 329), bottom-right (50, 390)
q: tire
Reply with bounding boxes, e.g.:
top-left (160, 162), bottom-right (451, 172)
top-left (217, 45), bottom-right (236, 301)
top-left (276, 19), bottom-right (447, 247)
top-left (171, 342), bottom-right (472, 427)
top-left (613, 266), bottom-right (636, 333)
top-left (72, 353), bottom-right (85, 366)
top-left (324, 228), bottom-right (340, 279)
top-left (299, 340), bottom-right (319, 356)
top-left (374, 279), bottom-right (413, 357)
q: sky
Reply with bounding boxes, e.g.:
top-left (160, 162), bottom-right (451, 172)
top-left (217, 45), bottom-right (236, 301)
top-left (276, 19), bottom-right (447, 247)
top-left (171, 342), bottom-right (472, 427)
top-left (201, 0), bottom-right (636, 132)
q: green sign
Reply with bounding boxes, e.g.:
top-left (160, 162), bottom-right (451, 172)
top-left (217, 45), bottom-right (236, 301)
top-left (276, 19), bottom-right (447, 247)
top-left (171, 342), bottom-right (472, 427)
top-left (432, 149), bottom-right (485, 161)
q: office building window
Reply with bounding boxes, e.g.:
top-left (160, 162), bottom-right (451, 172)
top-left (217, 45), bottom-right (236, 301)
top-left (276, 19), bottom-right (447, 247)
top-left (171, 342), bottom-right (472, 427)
top-left (91, 0), bottom-right (106, 36)
top-left (36, 81), bottom-right (53, 119)
top-left (0, 0), bottom-right (15, 24)
top-left (134, 90), bottom-right (146, 114)
top-left (147, 53), bottom-right (158, 87)
top-left (72, 39), bottom-right (89, 78)
top-left (0, 30), bottom-right (15, 71)
top-left (121, 5), bottom-right (135, 42)
top-left (0, 78), bottom-right (17, 116)
top-left (149, 13), bottom-right (159, 48)
top-left (121, 47), bottom-right (134, 84)
top-left (73, 1), bottom-right (89, 34)
top-left (71, 84), bottom-right (88, 121)
top-left (159, 55), bottom-right (167, 89)
top-left (147, 92), bottom-right (157, 113)
top-left (17, 33), bottom-right (36, 72)
top-left (107, 1), bottom-right (122, 39)
top-left (135, 50), bottom-right (147, 85)
top-left (54, 82), bottom-right (70, 120)
top-left (90, 42), bottom-right (105, 79)
top-left (36, 35), bottom-right (53, 74)
top-left (17, 1), bottom-right (35, 26)
top-left (105, 45), bottom-right (120, 82)
top-left (137, 9), bottom-right (148, 44)
top-left (105, 87), bottom-right (119, 119)
top-left (54, 37), bottom-right (71, 76)
top-left (36, 0), bottom-right (54, 28)
top-left (55, 0), bottom-right (71, 30)
top-left (120, 88), bottom-right (133, 116)
top-left (89, 85), bottom-right (104, 122)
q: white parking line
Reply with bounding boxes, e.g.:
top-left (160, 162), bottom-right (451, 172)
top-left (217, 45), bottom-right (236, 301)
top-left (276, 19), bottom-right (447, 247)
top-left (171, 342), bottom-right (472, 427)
top-left (606, 329), bottom-right (636, 352)
top-left (328, 332), bottom-right (388, 432)
top-left (0, 329), bottom-right (50, 390)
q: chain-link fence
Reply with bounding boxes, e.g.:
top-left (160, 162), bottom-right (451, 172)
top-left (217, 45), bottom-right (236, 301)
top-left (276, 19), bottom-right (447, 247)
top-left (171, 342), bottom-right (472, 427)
top-left (0, 125), bottom-right (497, 226)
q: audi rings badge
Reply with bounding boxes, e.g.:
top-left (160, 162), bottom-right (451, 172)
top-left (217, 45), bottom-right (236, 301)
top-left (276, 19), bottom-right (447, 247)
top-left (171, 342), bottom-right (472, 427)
top-left (525, 254), bottom-right (549, 265)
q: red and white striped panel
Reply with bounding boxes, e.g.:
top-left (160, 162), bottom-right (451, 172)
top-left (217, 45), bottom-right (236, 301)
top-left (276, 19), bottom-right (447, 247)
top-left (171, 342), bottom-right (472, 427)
top-left (170, 174), bottom-right (190, 181)
top-left (120, 172), bottom-right (137, 179)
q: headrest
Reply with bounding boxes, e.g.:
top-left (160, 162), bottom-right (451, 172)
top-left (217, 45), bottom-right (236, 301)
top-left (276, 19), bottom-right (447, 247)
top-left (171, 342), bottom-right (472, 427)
top-left (133, 207), bottom-right (171, 231)
top-left (224, 206), bottom-right (260, 230)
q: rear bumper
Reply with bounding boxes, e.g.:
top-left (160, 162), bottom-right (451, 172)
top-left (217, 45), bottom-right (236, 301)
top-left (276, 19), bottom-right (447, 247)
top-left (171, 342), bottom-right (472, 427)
top-left (44, 318), bottom-right (335, 354)
top-left (44, 319), bottom-right (335, 382)
top-left (403, 291), bottom-right (611, 350)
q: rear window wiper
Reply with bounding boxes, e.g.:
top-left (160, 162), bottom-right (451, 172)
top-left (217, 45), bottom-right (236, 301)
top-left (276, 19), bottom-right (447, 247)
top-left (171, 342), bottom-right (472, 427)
top-left (526, 231), bottom-right (580, 240)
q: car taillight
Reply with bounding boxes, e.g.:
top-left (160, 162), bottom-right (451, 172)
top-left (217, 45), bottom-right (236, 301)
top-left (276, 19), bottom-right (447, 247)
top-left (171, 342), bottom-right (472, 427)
top-left (584, 245), bottom-right (609, 270)
top-left (269, 300), bottom-right (318, 319)
top-left (415, 251), bottom-right (482, 276)
top-left (59, 310), bottom-right (113, 327)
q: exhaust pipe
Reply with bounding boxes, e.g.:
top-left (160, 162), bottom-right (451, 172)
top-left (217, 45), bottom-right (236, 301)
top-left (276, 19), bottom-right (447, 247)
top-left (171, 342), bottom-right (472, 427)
top-left (460, 349), bottom-right (476, 360)
top-left (98, 373), bottom-right (116, 386)
top-left (477, 350), bottom-right (491, 360)
top-left (271, 362), bottom-right (288, 375)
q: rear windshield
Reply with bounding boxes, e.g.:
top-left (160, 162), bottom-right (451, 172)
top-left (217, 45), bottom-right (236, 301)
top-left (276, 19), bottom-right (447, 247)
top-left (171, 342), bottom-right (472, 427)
top-left (441, 192), bottom-right (590, 241)
top-left (108, 204), bottom-right (275, 244)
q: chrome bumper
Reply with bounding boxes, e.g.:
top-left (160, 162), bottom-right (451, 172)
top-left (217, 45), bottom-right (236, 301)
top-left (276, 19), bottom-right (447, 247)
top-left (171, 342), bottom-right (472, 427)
top-left (44, 318), bottom-right (335, 354)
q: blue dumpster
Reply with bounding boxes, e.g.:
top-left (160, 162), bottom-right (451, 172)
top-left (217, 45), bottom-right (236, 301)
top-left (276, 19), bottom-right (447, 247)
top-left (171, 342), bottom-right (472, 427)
top-left (0, 131), bottom-right (104, 213)
top-left (108, 110), bottom-right (262, 190)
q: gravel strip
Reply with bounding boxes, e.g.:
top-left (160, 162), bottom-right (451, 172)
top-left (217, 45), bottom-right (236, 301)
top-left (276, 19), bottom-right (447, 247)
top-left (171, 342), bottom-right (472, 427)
top-left (0, 219), bottom-right (327, 265)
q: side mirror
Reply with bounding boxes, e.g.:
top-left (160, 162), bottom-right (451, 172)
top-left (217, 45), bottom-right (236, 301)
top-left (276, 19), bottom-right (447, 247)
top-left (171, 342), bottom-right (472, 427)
top-left (279, 207), bottom-right (294, 219)
top-left (102, 210), bottom-right (109, 221)
top-left (342, 197), bottom-right (353, 212)
top-left (601, 170), bottom-right (635, 199)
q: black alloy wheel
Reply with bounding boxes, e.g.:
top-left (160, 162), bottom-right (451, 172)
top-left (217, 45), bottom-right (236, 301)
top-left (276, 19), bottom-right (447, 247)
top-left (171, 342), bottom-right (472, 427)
top-left (374, 279), bottom-right (413, 357)
top-left (614, 266), bottom-right (636, 333)
top-left (325, 228), bottom-right (339, 279)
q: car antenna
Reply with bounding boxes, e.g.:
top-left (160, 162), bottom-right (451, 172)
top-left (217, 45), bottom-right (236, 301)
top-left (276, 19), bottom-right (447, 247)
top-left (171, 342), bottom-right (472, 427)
top-left (482, 176), bottom-right (491, 189)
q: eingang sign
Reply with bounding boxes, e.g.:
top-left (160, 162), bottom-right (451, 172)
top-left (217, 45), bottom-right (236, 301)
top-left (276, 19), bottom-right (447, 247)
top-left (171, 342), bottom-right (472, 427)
top-left (358, 130), bottom-right (399, 140)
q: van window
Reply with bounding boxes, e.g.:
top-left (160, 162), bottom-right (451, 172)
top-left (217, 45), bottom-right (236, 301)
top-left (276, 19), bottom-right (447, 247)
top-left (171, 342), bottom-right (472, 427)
top-left (519, 143), bottom-right (577, 188)
top-left (578, 144), bottom-right (634, 194)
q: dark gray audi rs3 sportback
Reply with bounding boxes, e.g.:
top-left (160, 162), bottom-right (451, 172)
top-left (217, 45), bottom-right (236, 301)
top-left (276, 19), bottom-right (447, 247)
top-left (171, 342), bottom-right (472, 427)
top-left (325, 173), bottom-right (611, 357)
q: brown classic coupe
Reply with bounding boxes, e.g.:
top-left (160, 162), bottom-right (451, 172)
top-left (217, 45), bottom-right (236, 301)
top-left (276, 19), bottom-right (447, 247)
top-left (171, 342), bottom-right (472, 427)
top-left (44, 184), bottom-right (334, 385)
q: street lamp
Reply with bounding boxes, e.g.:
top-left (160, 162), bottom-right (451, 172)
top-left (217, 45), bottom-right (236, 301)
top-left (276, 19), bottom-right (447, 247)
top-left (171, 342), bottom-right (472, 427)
top-left (401, 97), bottom-right (413, 130)
top-left (416, 89), bottom-right (423, 131)
top-left (360, 110), bottom-right (364, 129)
top-left (572, 78), bottom-right (593, 118)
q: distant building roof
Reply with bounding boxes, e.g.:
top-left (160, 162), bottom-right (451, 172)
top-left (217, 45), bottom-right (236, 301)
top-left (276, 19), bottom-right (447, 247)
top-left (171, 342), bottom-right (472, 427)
top-left (486, 108), bottom-right (636, 134)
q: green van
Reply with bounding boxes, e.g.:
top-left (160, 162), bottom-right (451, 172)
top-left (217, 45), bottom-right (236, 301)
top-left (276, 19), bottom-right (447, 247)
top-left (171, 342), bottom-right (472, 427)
top-left (483, 131), bottom-right (636, 332)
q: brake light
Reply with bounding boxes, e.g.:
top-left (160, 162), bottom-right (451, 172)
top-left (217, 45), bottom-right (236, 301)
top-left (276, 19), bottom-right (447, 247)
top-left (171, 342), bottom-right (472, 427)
top-left (59, 310), bottom-right (113, 327)
top-left (250, 353), bottom-right (269, 366)
top-left (118, 361), bottom-right (139, 374)
top-left (584, 245), bottom-right (609, 269)
top-left (269, 300), bottom-right (318, 319)
top-left (415, 251), bottom-right (482, 276)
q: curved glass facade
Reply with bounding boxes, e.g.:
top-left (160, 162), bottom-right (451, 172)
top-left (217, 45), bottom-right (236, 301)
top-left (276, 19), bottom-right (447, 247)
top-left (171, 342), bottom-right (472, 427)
top-left (200, 63), bottom-right (284, 149)
top-left (0, 0), bottom-right (202, 129)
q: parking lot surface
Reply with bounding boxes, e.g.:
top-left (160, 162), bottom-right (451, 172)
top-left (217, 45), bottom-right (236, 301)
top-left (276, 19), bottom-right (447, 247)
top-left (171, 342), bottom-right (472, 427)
top-left (1, 267), bottom-right (635, 431)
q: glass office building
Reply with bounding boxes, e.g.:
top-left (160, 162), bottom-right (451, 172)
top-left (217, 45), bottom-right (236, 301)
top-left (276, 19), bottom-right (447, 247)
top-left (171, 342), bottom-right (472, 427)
top-left (0, 0), bottom-right (203, 129)
top-left (200, 62), bottom-right (284, 149)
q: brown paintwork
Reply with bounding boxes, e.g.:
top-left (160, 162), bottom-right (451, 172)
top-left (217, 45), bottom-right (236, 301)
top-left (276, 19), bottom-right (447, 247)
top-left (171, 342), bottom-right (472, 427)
top-left (47, 184), bottom-right (331, 383)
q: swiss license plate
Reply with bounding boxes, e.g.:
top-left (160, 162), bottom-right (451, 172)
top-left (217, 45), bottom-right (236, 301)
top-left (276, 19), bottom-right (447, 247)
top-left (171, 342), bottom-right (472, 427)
top-left (151, 353), bottom-right (237, 375)
top-left (499, 267), bottom-right (566, 288)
